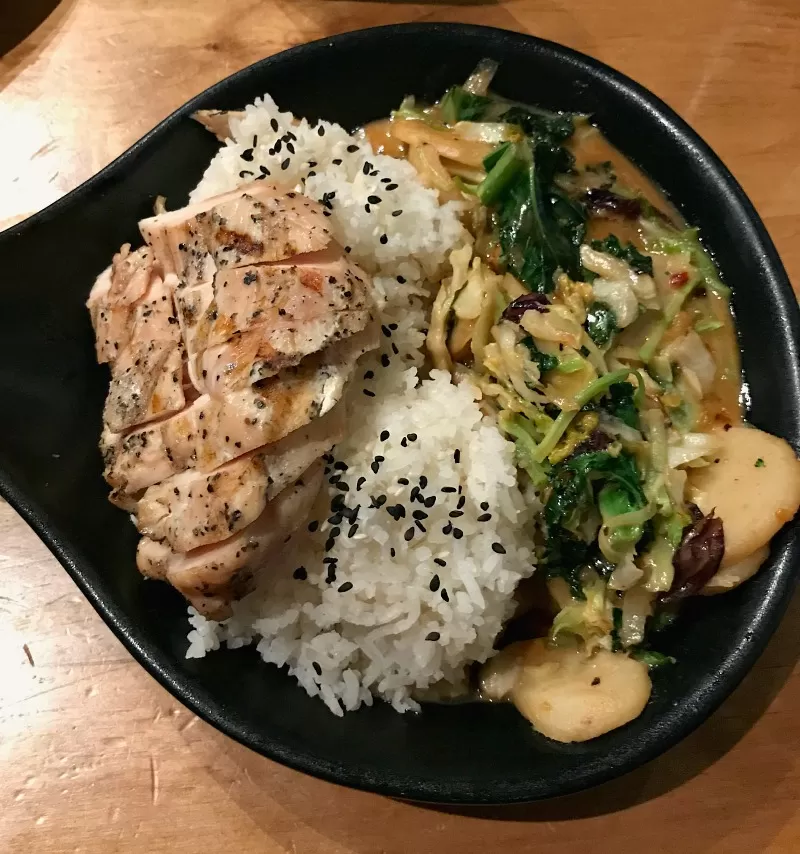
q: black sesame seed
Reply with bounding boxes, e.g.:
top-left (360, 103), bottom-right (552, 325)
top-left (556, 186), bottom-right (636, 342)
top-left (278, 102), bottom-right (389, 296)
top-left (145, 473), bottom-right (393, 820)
top-left (408, 433), bottom-right (418, 442)
top-left (477, 513), bottom-right (492, 522)
top-left (313, 662), bottom-right (322, 675)
top-left (454, 449), bottom-right (461, 464)
top-left (332, 158), bottom-right (342, 165)
top-left (424, 496), bottom-right (436, 508)
top-left (392, 343), bottom-right (399, 355)
top-left (380, 353), bottom-right (391, 368)
top-left (334, 461), bottom-right (348, 471)
top-left (344, 246), bottom-right (351, 253)
top-left (429, 574), bottom-right (441, 592)
top-left (381, 324), bottom-right (392, 337)
top-left (392, 210), bottom-right (403, 217)
top-left (270, 118), bottom-right (279, 132)
top-left (357, 476), bottom-right (366, 491)
top-left (348, 524), bottom-right (358, 538)
top-left (365, 204), bottom-right (371, 214)
top-left (308, 520), bottom-right (319, 532)
top-left (371, 461), bottom-right (380, 474)
top-left (398, 477), bottom-right (409, 486)
top-left (380, 430), bottom-right (390, 441)
top-left (397, 275), bottom-right (406, 283)
top-left (318, 125), bottom-right (325, 136)
top-left (415, 520), bottom-right (426, 533)
top-left (390, 547), bottom-right (396, 558)
top-left (441, 486), bottom-right (457, 494)
top-left (338, 581), bottom-right (353, 593)
top-left (368, 195), bottom-right (381, 204)
top-left (413, 510), bottom-right (428, 520)
top-left (293, 566), bottom-right (308, 580)
top-left (419, 475), bottom-right (427, 489)
top-left (363, 389), bottom-right (376, 398)
top-left (449, 510), bottom-right (464, 519)
top-left (492, 542), bottom-right (507, 554)
top-left (347, 144), bottom-right (359, 152)
top-left (442, 522), bottom-right (453, 535)
top-left (480, 501), bottom-right (490, 511)
top-left (364, 370), bottom-right (375, 380)
top-left (457, 495), bottom-right (466, 510)
top-left (387, 504), bottom-right (405, 521)
top-left (379, 234), bottom-right (388, 245)
top-left (452, 528), bottom-right (464, 540)
top-left (410, 486), bottom-right (420, 502)
top-left (274, 139), bottom-right (282, 154)
top-left (386, 183), bottom-right (398, 191)
top-left (425, 632), bottom-right (440, 642)
top-left (441, 589), bottom-right (450, 602)
top-left (239, 170), bottom-right (254, 178)
top-left (434, 558), bottom-right (447, 567)
top-left (375, 495), bottom-right (387, 507)
top-left (259, 164), bottom-right (270, 176)
top-left (401, 438), bottom-right (408, 448)
top-left (330, 526), bottom-right (341, 539)
top-left (328, 513), bottom-right (344, 526)
top-left (375, 455), bottom-right (385, 463)
top-left (404, 527), bottom-right (415, 542)
top-left (325, 538), bottom-right (335, 551)
top-left (281, 158), bottom-right (290, 170)
top-left (286, 142), bottom-right (295, 154)
top-left (240, 148), bottom-right (254, 161)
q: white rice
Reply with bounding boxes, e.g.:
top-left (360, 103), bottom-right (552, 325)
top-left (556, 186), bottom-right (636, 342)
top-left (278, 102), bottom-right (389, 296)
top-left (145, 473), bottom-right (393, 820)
top-left (185, 95), bottom-right (538, 714)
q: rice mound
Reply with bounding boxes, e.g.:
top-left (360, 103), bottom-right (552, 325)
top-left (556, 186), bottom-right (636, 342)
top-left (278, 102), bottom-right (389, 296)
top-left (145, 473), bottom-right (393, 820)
top-left (186, 95), bottom-right (537, 714)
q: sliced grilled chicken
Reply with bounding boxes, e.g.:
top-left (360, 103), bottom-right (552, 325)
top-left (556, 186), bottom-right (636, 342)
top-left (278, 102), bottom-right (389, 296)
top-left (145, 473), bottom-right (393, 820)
top-left (176, 249), bottom-right (375, 394)
top-left (87, 245), bottom-right (160, 364)
top-left (102, 272), bottom-right (186, 433)
top-left (192, 109), bottom-right (246, 141)
top-left (138, 462), bottom-right (323, 618)
top-left (102, 324), bottom-right (378, 498)
top-left (134, 402), bottom-right (345, 552)
top-left (139, 183), bottom-right (332, 288)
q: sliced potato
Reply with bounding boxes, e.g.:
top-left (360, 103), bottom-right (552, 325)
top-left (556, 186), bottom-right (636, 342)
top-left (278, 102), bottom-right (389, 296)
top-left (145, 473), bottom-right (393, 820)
top-left (702, 545), bottom-right (769, 595)
top-left (480, 639), bottom-right (651, 743)
top-left (688, 426), bottom-right (800, 568)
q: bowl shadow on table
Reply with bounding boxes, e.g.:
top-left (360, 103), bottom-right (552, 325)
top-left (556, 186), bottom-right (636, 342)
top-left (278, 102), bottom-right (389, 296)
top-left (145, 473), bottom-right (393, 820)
top-left (186, 590), bottom-right (800, 852)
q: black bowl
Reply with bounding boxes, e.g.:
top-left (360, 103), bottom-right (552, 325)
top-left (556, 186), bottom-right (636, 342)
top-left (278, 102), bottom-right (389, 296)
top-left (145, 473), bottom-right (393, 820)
top-left (1, 23), bottom-right (799, 804)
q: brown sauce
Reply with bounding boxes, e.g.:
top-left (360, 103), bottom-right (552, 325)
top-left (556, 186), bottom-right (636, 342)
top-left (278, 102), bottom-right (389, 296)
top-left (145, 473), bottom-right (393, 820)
top-left (363, 119), bottom-right (408, 158)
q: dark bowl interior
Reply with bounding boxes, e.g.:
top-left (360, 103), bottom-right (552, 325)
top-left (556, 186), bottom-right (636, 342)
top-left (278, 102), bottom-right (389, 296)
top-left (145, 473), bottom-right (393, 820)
top-left (1, 24), bottom-right (799, 804)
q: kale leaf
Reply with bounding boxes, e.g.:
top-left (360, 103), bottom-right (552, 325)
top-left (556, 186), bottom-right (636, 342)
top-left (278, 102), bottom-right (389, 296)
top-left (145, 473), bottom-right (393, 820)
top-left (590, 233), bottom-right (654, 276)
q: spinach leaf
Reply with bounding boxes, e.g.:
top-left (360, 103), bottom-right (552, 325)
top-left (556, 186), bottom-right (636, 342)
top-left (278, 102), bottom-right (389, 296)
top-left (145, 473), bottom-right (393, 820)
top-left (501, 105), bottom-right (575, 146)
top-left (496, 143), bottom-right (586, 292)
top-left (585, 300), bottom-right (617, 346)
top-left (439, 86), bottom-right (490, 123)
top-left (544, 449), bottom-right (646, 543)
top-left (631, 648), bottom-right (677, 669)
top-left (602, 381), bottom-right (639, 429)
top-left (544, 529), bottom-right (591, 599)
top-left (590, 233), bottom-right (653, 276)
top-left (521, 335), bottom-right (559, 374)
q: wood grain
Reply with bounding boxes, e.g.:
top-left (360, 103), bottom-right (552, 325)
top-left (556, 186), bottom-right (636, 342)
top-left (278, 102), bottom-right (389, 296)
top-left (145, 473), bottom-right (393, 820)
top-left (1, 1), bottom-right (800, 851)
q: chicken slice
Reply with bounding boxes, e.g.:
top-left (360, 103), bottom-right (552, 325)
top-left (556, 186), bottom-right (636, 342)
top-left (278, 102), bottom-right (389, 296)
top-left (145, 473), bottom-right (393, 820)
top-left (86, 245), bottom-right (161, 364)
top-left (102, 272), bottom-right (186, 433)
top-left (192, 109), bottom-right (246, 141)
top-left (137, 462), bottom-right (323, 618)
top-left (134, 402), bottom-right (345, 552)
top-left (139, 183), bottom-right (332, 288)
top-left (102, 323), bottom-right (378, 499)
top-left (175, 248), bottom-right (375, 394)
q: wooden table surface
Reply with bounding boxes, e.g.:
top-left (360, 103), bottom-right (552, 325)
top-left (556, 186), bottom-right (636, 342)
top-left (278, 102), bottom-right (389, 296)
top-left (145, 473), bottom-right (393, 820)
top-left (2, 1), bottom-right (800, 851)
